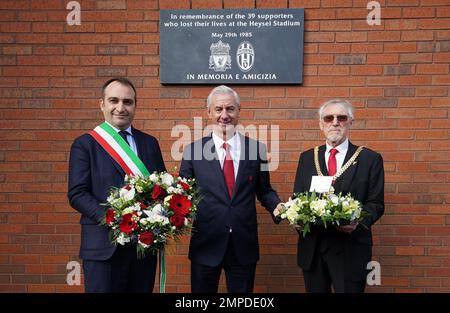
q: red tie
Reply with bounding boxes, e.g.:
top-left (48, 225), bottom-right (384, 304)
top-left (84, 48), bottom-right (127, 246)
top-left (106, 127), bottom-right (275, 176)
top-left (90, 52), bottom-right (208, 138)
top-left (328, 148), bottom-right (338, 177)
top-left (222, 143), bottom-right (235, 197)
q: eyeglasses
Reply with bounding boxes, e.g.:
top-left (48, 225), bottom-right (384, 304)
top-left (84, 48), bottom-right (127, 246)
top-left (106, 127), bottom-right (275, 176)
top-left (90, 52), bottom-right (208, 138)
top-left (322, 115), bottom-right (349, 123)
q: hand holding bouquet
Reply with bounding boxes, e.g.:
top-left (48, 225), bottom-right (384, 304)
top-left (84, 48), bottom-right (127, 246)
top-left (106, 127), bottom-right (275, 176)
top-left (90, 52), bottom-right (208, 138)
top-left (279, 192), bottom-right (366, 237)
top-left (102, 172), bottom-right (199, 258)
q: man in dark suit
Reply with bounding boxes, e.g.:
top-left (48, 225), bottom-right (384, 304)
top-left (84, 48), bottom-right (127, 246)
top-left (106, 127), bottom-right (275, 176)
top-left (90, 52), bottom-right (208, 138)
top-left (67, 78), bottom-right (166, 292)
top-left (293, 99), bottom-right (384, 293)
top-left (180, 85), bottom-right (282, 293)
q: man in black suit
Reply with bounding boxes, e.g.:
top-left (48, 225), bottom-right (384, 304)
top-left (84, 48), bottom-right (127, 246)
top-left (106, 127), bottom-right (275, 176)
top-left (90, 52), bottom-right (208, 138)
top-left (293, 99), bottom-right (384, 293)
top-left (68, 78), bottom-right (166, 292)
top-left (180, 85), bottom-right (282, 293)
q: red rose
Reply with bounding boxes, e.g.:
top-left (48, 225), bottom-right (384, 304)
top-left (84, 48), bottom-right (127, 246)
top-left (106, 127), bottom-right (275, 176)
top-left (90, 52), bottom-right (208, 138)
top-left (170, 214), bottom-right (185, 228)
top-left (151, 184), bottom-right (166, 200)
top-left (180, 182), bottom-right (190, 191)
top-left (169, 194), bottom-right (191, 216)
top-left (106, 209), bottom-right (115, 225)
top-left (139, 231), bottom-right (154, 246)
top-left (119, 213), bottom-right (138, 234)
top-left (139, 202), bottom-right (147, 210)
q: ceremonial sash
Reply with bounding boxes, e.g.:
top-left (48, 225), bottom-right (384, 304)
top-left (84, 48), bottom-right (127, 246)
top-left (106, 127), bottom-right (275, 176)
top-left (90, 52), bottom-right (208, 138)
top-left (89, 122), bottom-right (150, 177)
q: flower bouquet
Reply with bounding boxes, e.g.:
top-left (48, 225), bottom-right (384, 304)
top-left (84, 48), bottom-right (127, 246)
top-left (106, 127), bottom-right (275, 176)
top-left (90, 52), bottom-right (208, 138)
top-left (102, 172), bottom-right (199, 258)
top-left (279, 192), bottom-right (366, 237)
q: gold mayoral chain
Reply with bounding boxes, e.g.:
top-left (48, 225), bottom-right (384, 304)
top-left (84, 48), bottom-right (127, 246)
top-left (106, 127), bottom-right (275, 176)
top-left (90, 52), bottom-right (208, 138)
top-left (314, 146), bottom-right (364, 181)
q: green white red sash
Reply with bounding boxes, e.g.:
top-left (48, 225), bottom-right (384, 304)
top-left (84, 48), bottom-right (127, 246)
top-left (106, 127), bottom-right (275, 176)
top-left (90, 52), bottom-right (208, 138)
top-left (89, 122), bottom-right (150, 177)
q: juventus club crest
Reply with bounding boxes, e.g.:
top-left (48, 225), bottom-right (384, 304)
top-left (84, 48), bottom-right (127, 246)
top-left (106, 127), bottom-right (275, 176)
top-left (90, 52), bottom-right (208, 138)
top-left (209, 40), bottom-right (232, 72)
top-left (236, 41), bottom-right (255, 72)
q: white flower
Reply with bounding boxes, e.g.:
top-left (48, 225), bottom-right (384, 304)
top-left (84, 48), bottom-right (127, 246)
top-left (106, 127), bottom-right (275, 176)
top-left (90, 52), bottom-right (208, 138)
top-left (149, 173), bottom-right (158, 182)
top-left (122, 205), bottom-right (136, 215)
top-left (143, 204), bottom-right (169, 224)
top-left (285, 208), bottom-right (299, 224)
top-left (330, 195), bottom-right (339, 206)
top-left (164, 195), bottom-right (173, 204)
top-left (116, 233), bottom-right (130, 245)
top-left (135, 185), bottom-right (143, 193)
top-left (161, 173), bottom-right (174, 186)
top-left (310, 199), bottom-right (328, 216)
top-left (167, 186), bottom-right (175, 194)
top-left (119, 186), bottom-right (135, 202)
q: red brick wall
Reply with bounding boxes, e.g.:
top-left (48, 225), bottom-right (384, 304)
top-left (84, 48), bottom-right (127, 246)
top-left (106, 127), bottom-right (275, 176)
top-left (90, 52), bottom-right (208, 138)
top-left (0, 0), bottom-right (449, 292)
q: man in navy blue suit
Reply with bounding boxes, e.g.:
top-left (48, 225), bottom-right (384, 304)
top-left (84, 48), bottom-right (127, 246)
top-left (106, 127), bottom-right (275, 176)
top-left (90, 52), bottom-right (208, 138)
top-left (180, 85), bottom-right (282, 293)
top-left (68, 78), bottom-right (166, 292)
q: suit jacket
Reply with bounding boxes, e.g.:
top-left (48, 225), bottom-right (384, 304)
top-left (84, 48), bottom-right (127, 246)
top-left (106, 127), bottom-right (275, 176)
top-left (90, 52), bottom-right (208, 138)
top-left (293, 141), bottom-right (384, 274)
top-left (67, 126), bottom-right (166, 261)
top-left (180, 134), bottom-right (281, 267)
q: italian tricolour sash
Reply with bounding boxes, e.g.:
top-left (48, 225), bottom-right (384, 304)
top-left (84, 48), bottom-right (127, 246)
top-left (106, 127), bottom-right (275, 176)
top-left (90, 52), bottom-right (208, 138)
top-left (89, 122), bottom-right (150, 177)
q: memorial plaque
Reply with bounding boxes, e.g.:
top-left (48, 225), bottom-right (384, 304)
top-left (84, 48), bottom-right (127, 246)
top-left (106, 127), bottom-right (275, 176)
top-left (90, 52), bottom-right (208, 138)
top-left (160, 9), bottom-right (305, 84)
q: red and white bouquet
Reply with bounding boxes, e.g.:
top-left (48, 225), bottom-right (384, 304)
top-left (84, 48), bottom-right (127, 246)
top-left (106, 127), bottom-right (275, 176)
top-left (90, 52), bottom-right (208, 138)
top-left (102, 172), bottom-right (199, 258)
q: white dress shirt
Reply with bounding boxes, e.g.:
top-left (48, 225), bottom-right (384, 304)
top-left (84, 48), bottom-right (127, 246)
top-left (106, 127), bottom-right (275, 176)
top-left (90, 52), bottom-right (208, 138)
top-left (212, 132), bottom-right (241, 180)
top-left (325, 139), bottom-right (349, 174)
top-left (106, 121), bottom-right (138, 155)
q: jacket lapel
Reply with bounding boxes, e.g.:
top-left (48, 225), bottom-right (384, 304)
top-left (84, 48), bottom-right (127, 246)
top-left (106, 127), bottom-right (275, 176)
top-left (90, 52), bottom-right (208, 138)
top-left (335, 141), bottom-right (359, 193)
top-left (131, 127), bottom-right (146, 164)
top-left (318, 145), bottom-right (328, 176)
top-left (203, 135), bottom-right (230, 199)
top-left (231, 134), bottom-right (248, 199)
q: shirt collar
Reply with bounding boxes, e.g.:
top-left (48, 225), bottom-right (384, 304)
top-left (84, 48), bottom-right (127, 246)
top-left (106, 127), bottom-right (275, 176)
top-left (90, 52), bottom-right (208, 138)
top-left (212, 131), bottom-right (239, 150)
top-left (105, 121), bottom-right (133, 136)
top-left (326, 138), bottom-right (349, 155)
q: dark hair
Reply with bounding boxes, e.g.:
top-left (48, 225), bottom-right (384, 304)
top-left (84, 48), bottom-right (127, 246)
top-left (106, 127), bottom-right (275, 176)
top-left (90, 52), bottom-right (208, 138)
top-left (101, 77), bottom-right (137, 102)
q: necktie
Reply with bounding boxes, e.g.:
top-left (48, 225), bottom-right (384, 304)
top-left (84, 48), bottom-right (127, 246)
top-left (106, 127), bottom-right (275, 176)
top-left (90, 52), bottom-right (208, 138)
top-left (328, 148), bottom-right (338, 177)
top-left (119, 130), bottom-right (129, 146)
top-left (222, 143), bottom-right (235, 197)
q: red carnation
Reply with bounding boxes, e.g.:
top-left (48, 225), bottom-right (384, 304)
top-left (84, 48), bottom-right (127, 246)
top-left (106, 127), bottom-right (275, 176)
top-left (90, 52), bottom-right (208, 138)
top-left (170, 214), bottom-right (185, 228)
top-left (119, 213), bottom-right (138, 235)
top-left (105, 209), bottom-right (115, 225)
top-left (169, 194), bottom-right (191, 216)
top-left (180, 182), bottom-right (190, 191)
top-left (151, 184), bottom-right (166, 200)
top-left (139, 231), bottom-right (154, 246)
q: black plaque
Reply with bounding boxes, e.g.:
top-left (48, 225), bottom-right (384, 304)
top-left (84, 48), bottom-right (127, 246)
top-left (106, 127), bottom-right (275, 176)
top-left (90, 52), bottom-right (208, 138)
top-left (160, 9), bottom-right (305, 84)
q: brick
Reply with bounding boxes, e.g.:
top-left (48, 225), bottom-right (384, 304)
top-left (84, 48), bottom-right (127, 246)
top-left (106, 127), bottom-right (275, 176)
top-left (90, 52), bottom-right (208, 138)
top-left (335, 55), bottom-right (366, 65)
top-left (399, 76), bottom-right (432, 86)
top-left (111, 56), bottom-right (142, 66)
top-left (384, 43), bottom-right (417, 53)
top-left (96, 1), bottom-right (126, 9)
top-left (95, 23), bottom-right (126, 33)
top-left (96, 67), bottom-right (127, 77)
top-left (384, 87), bottom-right (415, 97)
top-left (256, 0), bottom-right (288, 8)
top-left (401, 30), bottom-right (434, 41)
top-left (368, 31), bottom-right (401, 42)
top-left (222, 0), bottom-right (257, 7)
top-left (367, 99), bottom-right (398, 108)
top-left (417, 64), bottom-right (449, 74)
top-left (97, 46), bottom-right (127, 55)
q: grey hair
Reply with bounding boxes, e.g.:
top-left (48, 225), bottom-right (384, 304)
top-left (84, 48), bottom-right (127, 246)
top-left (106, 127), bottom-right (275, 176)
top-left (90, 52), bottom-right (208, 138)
top-left (319, 99), bottom-right (354, 120)
top-left (206, 85), bottom-right (240, 108)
